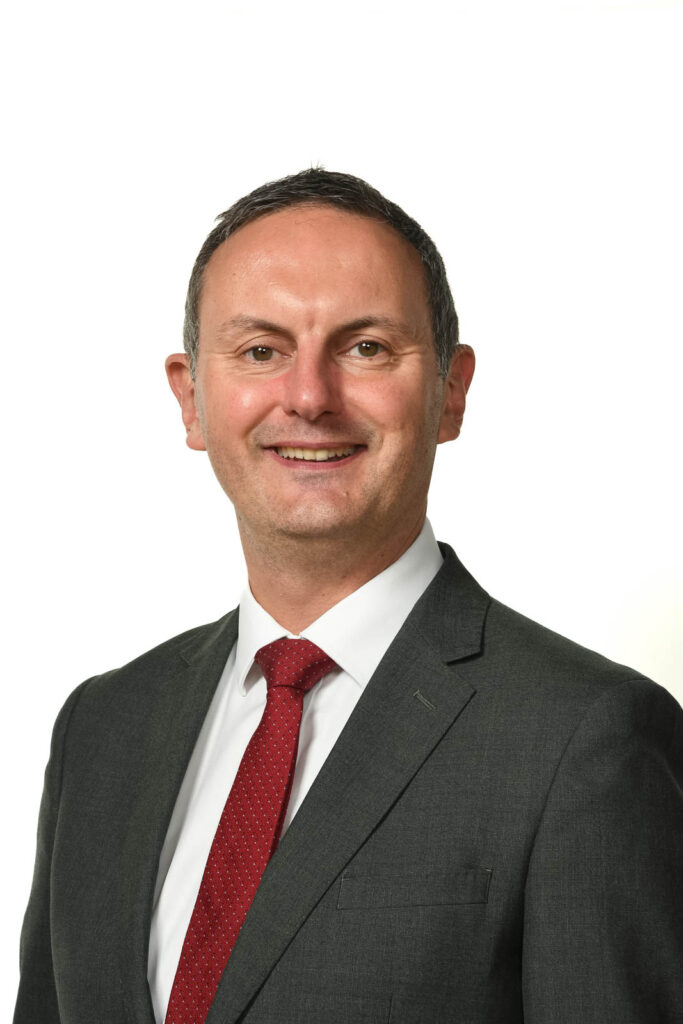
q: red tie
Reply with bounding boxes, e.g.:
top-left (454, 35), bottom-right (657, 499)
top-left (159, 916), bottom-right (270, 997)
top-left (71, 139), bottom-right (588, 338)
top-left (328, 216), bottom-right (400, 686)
top-left (165, 637), bottom-right (336, 1024)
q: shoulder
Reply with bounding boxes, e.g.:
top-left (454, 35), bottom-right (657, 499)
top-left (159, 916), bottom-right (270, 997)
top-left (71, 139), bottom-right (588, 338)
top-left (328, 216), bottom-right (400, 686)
top-left (493, 593), bottom-right (679, 720)
top-left (57, 609), bottom-right (238, 730)
top-left (485, 595), bottom-right (643, 688)
top-left (486, 587), bottom-right (678, 714)
top-left (431, 544), bottom-right (679, 726)
top-left (434, 567), bottom-right (681, 821)
top-left (475, 598), bottom-right (683, 782)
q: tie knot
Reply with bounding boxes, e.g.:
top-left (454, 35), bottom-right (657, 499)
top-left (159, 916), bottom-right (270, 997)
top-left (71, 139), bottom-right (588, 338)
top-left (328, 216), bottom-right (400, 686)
top-left (254, 637), bottom-right (336, 694)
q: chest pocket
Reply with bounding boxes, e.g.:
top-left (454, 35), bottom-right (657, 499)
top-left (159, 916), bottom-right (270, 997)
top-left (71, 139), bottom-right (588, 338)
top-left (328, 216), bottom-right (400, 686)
top-left (337, 867), bottom-right (492, 909)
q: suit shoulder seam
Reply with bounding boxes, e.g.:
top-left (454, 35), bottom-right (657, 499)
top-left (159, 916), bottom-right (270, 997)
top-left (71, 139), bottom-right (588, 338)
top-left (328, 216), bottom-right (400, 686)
top-left (523, 674), bottom-right (665, 886)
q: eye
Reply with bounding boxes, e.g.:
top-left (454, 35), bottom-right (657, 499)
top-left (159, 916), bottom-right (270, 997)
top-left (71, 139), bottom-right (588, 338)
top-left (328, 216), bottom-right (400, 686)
top-left (351, 340), bottom-right (384, 358)
top-left (247, 345), bottom-right (274, 362)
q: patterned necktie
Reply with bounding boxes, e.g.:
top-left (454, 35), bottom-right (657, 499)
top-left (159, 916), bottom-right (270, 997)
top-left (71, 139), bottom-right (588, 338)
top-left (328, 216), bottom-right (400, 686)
top-left (165, 637), bottom-right (336, 1024)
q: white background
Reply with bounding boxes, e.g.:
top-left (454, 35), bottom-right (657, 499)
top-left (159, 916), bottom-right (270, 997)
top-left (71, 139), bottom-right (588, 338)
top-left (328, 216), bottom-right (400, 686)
top-left (2, 0), bottom-right (681, 1008)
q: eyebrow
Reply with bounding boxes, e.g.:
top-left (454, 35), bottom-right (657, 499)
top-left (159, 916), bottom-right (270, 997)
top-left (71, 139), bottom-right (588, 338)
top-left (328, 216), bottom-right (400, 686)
top-left (215, 315), bottom-right (284, 337)
top-left (339, 315), bottom-right (416, 337)
top-left (214, 314), bottom-right (417, 339)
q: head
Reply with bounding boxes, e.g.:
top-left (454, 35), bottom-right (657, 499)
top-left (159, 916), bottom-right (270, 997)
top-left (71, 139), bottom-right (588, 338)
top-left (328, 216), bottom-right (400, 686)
top-left (182, 168), bottom-right (459, 380)
top-left (167, 172), bottom-right (474, 579)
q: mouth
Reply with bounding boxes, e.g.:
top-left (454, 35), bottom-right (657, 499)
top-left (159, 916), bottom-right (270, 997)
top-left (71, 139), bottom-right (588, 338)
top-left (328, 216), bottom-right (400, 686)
top-left (268, 444), bottom-right (363, 463)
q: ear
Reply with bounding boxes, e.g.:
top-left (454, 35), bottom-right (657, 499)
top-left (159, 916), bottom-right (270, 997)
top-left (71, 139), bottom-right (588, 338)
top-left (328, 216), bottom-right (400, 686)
top-left (437, 345), bottom-right (475, 444)
top-left (165, 353), bottom-right (207, 451)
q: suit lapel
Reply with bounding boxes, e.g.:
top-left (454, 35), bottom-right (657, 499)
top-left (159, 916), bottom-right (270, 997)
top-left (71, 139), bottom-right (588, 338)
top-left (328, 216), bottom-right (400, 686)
top-left (206, 546), bottom-right (490, 1024)
top-left (118, 611), bottom-right (239, 1024)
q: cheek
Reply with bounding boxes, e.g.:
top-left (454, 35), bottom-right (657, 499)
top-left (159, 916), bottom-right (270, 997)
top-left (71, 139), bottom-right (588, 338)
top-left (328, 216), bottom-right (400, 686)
top-left (202, 380), bottom-right (275, 438)
top-left (371, 388), bottom-right (434, 443)
top-left (359, 376), bottom-right (415, 422)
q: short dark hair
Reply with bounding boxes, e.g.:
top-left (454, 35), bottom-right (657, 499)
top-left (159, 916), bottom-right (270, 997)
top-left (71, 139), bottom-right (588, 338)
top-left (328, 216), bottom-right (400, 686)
top-left (183, 168), bottom-right (459, 377)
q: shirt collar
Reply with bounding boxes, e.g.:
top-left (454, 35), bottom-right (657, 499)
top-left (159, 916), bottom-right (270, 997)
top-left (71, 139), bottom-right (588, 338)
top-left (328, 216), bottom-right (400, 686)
top-left (234, 519), bottom-right (443, 693)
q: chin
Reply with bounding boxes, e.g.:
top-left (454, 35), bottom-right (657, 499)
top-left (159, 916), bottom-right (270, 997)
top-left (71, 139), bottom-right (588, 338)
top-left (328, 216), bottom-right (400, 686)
top-left (265, 505), bottom-right (373, 543)
top-left (275, 518), bottom-right (357, 542)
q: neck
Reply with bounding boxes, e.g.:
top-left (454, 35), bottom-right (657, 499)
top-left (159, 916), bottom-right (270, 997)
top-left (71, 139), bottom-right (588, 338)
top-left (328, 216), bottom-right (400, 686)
top-left (240, 515), bottom-right (426, 634)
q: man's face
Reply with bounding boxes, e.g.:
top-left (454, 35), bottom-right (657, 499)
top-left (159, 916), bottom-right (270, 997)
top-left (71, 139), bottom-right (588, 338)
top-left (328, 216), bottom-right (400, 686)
top-left (168, 205), bottom-right (473, 554)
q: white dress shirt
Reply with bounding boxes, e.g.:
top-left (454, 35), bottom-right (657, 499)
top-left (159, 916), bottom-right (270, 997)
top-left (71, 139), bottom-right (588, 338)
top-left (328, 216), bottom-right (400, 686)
top-left (147, 520), bottom-right (443, 1023)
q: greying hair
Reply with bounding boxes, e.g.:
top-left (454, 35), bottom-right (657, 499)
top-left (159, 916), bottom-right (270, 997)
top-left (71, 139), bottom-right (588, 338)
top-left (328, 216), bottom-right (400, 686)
top-left (183, 168), bottom-right (459, 378)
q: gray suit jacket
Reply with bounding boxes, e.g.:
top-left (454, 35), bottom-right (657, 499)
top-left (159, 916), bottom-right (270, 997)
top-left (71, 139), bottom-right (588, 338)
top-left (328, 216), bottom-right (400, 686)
top-left (14, 546), bottom-right (683, 1023)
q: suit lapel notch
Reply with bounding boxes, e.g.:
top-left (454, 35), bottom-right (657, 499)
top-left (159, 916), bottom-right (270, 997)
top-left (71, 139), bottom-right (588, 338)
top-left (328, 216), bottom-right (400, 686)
top-left (418, 542), bottom-right (491, 664)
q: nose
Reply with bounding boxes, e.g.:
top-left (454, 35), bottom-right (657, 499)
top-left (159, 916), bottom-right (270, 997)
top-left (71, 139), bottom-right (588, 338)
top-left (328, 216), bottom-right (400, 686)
top-left (281, 347), bottom-right (342, 421)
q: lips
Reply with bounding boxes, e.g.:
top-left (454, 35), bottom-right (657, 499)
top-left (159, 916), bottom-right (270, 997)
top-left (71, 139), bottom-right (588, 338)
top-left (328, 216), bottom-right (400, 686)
top-left (271, 444), bottom-right (360, 462)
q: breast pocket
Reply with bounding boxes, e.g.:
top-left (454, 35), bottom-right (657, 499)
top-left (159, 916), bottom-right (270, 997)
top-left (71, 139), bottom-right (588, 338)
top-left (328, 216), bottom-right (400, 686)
top-left (336, 867), bottom-right (492, 909)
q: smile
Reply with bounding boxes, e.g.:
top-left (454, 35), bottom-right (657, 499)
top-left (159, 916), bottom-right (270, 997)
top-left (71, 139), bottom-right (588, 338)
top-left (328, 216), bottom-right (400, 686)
top-left (272, 445), bottom-right (360, 462)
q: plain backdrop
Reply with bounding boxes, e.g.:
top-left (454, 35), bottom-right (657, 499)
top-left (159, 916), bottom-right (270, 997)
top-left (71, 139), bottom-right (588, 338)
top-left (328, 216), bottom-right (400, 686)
top-left (2, 0), bottom-right (681, 1009)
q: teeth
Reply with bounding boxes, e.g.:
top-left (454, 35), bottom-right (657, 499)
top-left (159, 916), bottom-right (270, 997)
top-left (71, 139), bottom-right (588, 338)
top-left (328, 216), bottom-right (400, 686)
top-left (275, 445), bottom-right (357, 461)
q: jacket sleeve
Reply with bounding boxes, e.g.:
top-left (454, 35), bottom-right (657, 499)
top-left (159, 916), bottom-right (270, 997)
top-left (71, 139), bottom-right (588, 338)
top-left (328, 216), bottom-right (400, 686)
top-left (13, 684), bottom-right (87, 1024)
top-left (522, 677), bottom-right (683, 1023)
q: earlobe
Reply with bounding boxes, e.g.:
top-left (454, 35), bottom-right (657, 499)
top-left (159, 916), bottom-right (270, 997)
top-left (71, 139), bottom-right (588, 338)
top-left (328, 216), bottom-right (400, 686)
top-left (437, 345), bottom-right (475, 444)
top-left (165, 353), bottom-right (207, 452)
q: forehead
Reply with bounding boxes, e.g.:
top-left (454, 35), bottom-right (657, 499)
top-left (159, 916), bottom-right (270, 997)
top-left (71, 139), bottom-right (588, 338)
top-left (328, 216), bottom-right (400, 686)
top-left (199, 204), bottom-right (431, 327)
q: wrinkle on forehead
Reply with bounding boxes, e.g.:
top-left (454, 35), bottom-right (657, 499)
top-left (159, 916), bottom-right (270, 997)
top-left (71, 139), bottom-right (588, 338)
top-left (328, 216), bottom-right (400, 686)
top-left (200, 205), bottom-right (433, 344)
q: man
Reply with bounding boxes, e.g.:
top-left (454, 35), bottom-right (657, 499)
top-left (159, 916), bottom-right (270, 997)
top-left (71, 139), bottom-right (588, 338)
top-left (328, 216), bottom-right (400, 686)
top-left (15, 169), bottom-right (682, 1023)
